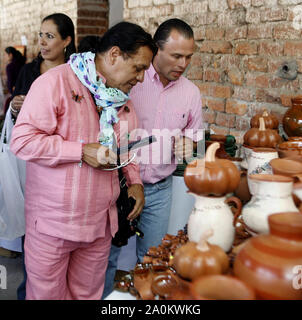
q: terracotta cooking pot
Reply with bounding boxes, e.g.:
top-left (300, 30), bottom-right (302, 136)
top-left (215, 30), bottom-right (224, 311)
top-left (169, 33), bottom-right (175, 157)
top-left (270, 158), bottom-right (302, 177)
top-left (133, 264), bottom-right (154, 300)
top-left (234, 212), bottom-right (302, 300)
top-left (151, 272), bottom-right (180, 299)
top-left (190, 275), bottom-right (256, 300)
top-left (276, 141), bottom-right (302, 158)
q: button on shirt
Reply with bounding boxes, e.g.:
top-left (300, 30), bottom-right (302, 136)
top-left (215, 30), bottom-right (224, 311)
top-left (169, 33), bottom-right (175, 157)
top-left (130, 64), bottom-right (203, 184)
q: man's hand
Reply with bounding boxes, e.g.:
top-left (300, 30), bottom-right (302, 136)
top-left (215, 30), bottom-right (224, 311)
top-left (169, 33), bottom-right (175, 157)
top-left (174, 136), bottom-right (195, 161)
top-left (127, 184), bottom-right (145, 221)
top-left (82, 143), bottom-right (117, 169)
top-left (11, 95), bottom-right (26, 117)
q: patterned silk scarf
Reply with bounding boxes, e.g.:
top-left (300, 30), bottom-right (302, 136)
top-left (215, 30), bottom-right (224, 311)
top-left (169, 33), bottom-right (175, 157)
top-left (69, 51), bottom-right (129, 148)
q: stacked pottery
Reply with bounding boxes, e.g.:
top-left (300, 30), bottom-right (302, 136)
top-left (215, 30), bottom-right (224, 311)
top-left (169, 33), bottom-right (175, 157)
top-left (240, 174), bottom-right (299, 235)
top-left (243, 117), bottom-right (282, 152)
top-left (184, 142), bottom-right (241, 252)
top-left (270, 157), bottom-right (302, 177)
top-left (234, 212), bottom-right (302, 300)
top-left (270, 158), bottom-right (302, 211)
top-left (276, 140), bottom-right (302, 159)
top-left (241, 117), bottom-right (281, 170)
top-left (250, 109), bottom-right (279, 131)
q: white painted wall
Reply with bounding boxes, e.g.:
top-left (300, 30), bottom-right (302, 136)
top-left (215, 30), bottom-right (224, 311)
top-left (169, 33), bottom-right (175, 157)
top-left (109, 0), bottom-right (123, 27)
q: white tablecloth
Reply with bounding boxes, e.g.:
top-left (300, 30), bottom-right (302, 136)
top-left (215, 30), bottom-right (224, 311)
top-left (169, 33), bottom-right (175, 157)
top-left (105, 290), bottom-right (136, 300)
top-left (167, 175), bottom-right (194, 235)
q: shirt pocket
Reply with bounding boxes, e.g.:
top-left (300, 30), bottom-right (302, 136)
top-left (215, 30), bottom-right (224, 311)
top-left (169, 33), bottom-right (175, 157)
top-left (165, 110), bottom-right (188, 131)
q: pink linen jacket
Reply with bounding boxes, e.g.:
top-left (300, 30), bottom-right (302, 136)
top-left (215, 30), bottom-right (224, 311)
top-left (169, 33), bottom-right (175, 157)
top-left (10, 63), bottom-right (142, 242)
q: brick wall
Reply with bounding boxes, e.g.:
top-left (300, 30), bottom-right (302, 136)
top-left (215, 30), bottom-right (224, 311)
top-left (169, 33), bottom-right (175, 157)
top-left (124, 0), bottom-right (302, 143)
top-left (0, 0), bottom-right (109, 85)
top-left (0, 0), bottom-right (78, 66)
top-left (77, 0), bottom-right (108, 43)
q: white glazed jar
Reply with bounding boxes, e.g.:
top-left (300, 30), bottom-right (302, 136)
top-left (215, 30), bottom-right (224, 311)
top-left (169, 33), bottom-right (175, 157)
top-left (247, 147), bottom-right (278, 193)
top-left (247, 148), bottom-right (278, 176)
top-left (242, 174), bottom-right (298, 234)
top-left (187, 194), bottom-right (242, 252)
top-left (240, 144), bottom-right (253, 170)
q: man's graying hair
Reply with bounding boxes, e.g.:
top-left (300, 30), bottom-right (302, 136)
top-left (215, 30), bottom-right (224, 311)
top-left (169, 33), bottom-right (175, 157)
top-left (153, 18), bottom-right (194, 50)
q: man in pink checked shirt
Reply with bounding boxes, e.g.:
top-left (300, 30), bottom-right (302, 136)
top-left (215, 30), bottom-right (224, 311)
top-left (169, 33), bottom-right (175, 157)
top-left (102, 18), bottom-right (203, 299)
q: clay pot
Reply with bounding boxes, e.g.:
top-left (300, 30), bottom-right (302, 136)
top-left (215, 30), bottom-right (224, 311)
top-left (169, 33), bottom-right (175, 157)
top-left (151, 272), bottom-right (180, 299)
top-left (234, 212), bottom-right (302, 300)
top-left (190, 275), bottom-right (256, 300)
top-left (208, 134), bottom-right (227, 143)
top-left (172, 230), bottom-right (229, 280)
top-left (246, 147), bottom-right (279, 204)
top-left (234, 170), bottom-right (251, 204)
top-left (205, 140), bottom-right (230, 159)
top-left (270, 158), bottom-right (302, 177)
top-left (242, 174), bottom-right (299, 234)
top-left (247, 147), bottom-right (278, 176)
top-left (133, 264), bottom-right (154, 300)
top-left (184, 142), bottom-right (240, 197)
top-left (276, 141), bottom-right (302, 158)
top-left (168, 281), bottom-right (195, 300)
top-left (283, 97), bottom-right (302, 137)
top-left (240, 144), bottom-right (254, 170)
top-left (250, 110), bottom-right (279, 130)
top-left (187, 194), bottom-right (241, 252)
top-left (244, 117), bottom-right (282, 148)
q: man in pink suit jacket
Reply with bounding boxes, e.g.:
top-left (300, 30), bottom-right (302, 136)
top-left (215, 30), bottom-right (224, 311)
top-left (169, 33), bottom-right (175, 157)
top-left (10, 22), bottom-right (157, 300)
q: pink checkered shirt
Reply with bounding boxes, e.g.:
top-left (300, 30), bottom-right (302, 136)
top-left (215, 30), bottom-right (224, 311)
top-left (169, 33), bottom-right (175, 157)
top-left (130, 64), bottom-right (203, 184)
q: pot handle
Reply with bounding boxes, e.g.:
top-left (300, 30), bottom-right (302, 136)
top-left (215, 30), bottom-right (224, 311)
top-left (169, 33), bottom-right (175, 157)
top-left (224, 196), bottom-right (242, 227)
top-left (293, 174), bottom-right (302, 183)
top-left (226, 196), bottom-right (254, 238)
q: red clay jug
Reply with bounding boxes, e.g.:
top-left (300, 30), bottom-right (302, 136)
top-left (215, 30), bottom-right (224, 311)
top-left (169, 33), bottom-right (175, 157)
top-left (233, 212), bottom-right (302, 300)
top-left (283, 97), bottom-right (302, 137)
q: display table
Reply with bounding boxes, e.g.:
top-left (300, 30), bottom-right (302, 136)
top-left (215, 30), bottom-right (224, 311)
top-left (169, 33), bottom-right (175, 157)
top-left (114, 175), bottom-right (194, 272)
top-left (167, 175), bottom-right (194, 235)
top-left (105, 290), bottom-right (136, 300)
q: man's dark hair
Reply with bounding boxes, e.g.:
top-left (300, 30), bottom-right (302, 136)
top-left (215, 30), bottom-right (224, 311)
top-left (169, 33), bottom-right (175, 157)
top-left (78, 35), bottom-right (102, 53)
top-left (153, 18), bottom-right (194, 50)
top-left (96, 21), bottom-right (157, 57)
top-left (42, 13), bottom-right (76, 62)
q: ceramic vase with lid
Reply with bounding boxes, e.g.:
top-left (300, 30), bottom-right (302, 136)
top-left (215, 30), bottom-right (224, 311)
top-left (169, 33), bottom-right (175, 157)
top-left (241, 174), bottom-right (298, 235)
top-left (234, 212), bottom-right (302, 300)
top-left (184, 142), bottom-right (241, 252)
